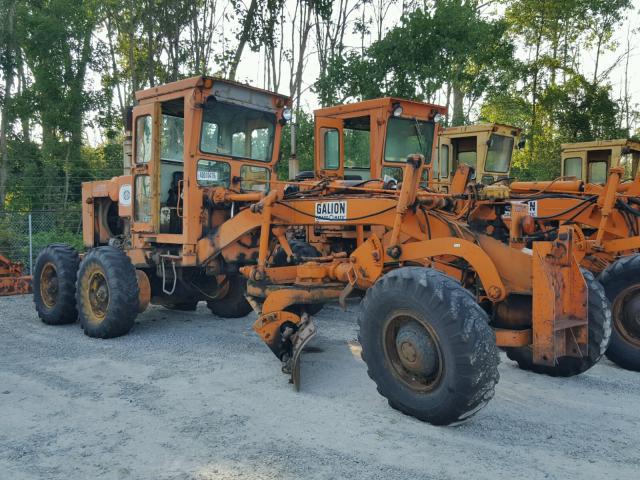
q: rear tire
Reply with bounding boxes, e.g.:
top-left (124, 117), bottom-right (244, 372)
top-left (33, 244), bottom-right (80, 325)
top-left (506, 269), bottom-right (611, 376)
top-left (76, 246), bottom-right (139, 338)
top-left (207, 275), bottom-right (253, 318)
top-left (358, 267), bottom-right (499, 426)
top-left (599, 255), bottom-right (640, 371)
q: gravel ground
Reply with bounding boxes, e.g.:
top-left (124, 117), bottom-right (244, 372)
top-left (1, 294), bottom-right (639, 480)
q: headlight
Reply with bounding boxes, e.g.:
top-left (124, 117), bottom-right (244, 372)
top-left (282, 108), bottom-right (293, 122)
top-left (392, 102), bottom-right (403, 117)
top-left (433, 113), bottom-right (443, 123)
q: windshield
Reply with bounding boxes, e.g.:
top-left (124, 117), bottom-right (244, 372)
top-left (620, 151), bottom-right (640, 181)
top-left (384, 118), bottom-right (435, 164)
top-left (485, 134), bottom-right (514, 173)
top-left (200, 102), bottom-right (276, 162)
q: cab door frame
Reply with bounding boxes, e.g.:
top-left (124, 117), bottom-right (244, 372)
top-left (315, 117), bottom-right (344, 177)
top-left (131, 102), bottom-right (161, 234)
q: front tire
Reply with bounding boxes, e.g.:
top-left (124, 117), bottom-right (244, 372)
top-left (506, 269), bottom-right (611, 376)
top-left (207, 275), bottom-right (253, 318)
top-left (76, 246), bottom-right (139, 338)
top-left (358, 267), bottom-right (499, 426)
top-left (33, 244), bottom-right (80, 325)
top-left (599, 255), bottom-right (640, 371)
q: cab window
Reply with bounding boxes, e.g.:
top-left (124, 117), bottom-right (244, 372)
top-left (134, 175), bottom-right (152, 223)
top-left (586, 149), bottom-right (610, 184)
top-left (564, 157), bottom-right (582, 179)
top-left (620, 151), bottom-right (639, 181)
top-left (588, 161), bottom-right (607, 184)
top-left (344, 116), bottom-right (371, 180)
top-left (160, 114), bottom-right (184, 162)
top-left (452, 136), bottom-right (477, 178)
top-left (135, 115), bottom-right (152, 164)
top-left (196, 160), bottom-right (230, 187)
top-left (384, 118), bottom-right (435, 163)
top-left (200, 101), bottom-right (275, 162)
top-left (323, 129), bottom-right (340, 169)
top-left (439, 144), bottom-right (449, 178)
top-left (485, 134), bottom-right (513, 173)
top-left (240, 165), bottom-right (270, 192)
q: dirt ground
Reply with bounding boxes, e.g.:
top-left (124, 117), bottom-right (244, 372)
top-left (1, 294), bottom-right (639, 480)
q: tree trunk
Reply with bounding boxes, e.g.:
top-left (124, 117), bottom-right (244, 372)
top-left (228, 0), bottom-right (259, 81)
top-left (0, 0), bottom-right (17, 209)
top-left (451, 83), bottom-right (464, 126)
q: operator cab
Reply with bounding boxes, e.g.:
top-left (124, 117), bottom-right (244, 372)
top-left (561, 139), bottom-right (640, 184)
top-left (313, 98), bottom-right (446, 186)
top-left (434, 123), bottom-right (522, 193)
top-left (129, 76), bottom-right (289, 244)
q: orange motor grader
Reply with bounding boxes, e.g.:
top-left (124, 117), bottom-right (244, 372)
top-left (32, 76), bottom-right (293, 337)
top-left (189, 98), bottom-right (610, 425)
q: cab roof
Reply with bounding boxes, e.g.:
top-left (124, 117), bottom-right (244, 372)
top-left (561, 139), bottom-right (640, 153)
top-left (135, 75), bottom-right (290, 104)
top-left (441, 123), bottom-right (522, 136)
top-left (314, 97), bottom-right (447, 120)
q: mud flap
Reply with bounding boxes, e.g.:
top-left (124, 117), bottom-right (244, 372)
top-left (532, 226), bottom-right (588, 366)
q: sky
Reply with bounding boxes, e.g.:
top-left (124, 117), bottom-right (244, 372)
top-left (232, 0), bottom-right (640, 119)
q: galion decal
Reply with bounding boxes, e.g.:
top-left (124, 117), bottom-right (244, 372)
top-left (315, 201), bottom-right (348, 222)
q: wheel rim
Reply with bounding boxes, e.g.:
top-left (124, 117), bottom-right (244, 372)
top-left (613, 285), bottom-right (640, 347)
top-left (87, 269), bottom-right (109, 322)
top-left (383, 312), bottom-right (444, 392)
top-left (39, 262), bottom-right (58, 308)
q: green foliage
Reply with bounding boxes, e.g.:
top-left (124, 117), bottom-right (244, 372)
top-left (314, 0), bottom-right (515, 124)
top-left (278, 110), bottom-right (314, 179)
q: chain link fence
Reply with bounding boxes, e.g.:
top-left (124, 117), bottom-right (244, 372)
top-left (0, 209), bottom-right (83, 274)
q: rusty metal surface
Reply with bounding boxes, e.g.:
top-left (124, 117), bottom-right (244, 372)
top-left (0, 254), bottom-right (32, 296)
top-left (532, 227), bottom-right (588, 365)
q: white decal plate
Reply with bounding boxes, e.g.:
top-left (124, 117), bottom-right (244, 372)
top-left (503, 200), bottom-right (538, 218)
top-left (119, 184), bottom-right (132, 207)
top-left (197, 170), bottom-right (219, 182)
top-left (315, 201), bottom-right (347, 222)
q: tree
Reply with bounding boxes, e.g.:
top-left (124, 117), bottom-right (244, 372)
top-left (0, 0), bottom-right (19, 208)
top-left (315, 0), bottom-right (515, 125)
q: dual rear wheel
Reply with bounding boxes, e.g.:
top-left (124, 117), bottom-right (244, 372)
top-left (34, 245), bottom-right (139, 338)
top-left (34, 244), bottom-right (252, 339)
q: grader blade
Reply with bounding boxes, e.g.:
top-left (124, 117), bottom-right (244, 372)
top-left (532, 227), bottom-right (588, 366)
top-left (287, 315), bottom-right (317, 392)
